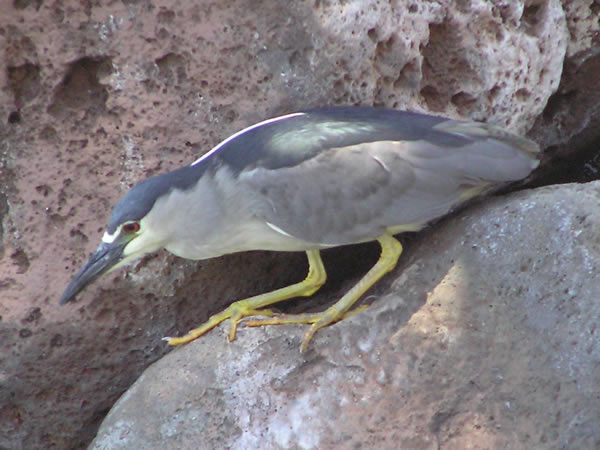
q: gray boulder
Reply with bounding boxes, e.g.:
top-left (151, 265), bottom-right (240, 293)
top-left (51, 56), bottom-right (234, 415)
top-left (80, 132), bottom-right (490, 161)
top-left (91, 182), bottom-right (600, 449)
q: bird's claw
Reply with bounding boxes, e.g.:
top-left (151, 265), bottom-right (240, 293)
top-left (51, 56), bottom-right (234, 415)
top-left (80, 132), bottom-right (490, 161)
top-left (164, 302), bottom-right (275, 346)
top-left (246, 304), bottom-right (370, 352)
top-left (164, 301), bottom-right (368, 351)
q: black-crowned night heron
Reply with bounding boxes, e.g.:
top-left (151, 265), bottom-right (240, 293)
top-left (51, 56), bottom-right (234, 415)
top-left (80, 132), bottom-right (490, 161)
top-left (61, 106), bottom-right (539, 351)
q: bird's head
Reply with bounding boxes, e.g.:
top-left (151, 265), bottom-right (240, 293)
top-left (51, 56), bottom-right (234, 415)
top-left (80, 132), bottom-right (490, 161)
top-left (60, 166), bottom-right (206, 305)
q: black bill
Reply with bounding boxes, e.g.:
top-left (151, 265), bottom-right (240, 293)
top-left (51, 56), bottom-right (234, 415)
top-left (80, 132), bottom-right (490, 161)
top-left (60, 239), bottom-right (127, 305)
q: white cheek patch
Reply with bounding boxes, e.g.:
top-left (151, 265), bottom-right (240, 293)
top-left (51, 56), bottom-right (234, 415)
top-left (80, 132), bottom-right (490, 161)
top-left (102, 229), bottom-right (120, 243)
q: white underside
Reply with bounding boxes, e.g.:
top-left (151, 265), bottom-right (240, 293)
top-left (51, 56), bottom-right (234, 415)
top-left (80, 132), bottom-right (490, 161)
top-left (163, 218), bottom-right (334, 260)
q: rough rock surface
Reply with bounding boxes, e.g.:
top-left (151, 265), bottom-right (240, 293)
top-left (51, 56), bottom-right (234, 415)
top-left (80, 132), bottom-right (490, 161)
top-left (0, 0), bottom-right (598, 448)
top-left (91, 182), bottom-right (600, 449)
top-left (529, 1), bottom-right (600, 183)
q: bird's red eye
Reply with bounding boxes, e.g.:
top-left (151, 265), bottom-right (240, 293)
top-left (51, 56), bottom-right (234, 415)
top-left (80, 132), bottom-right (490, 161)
top-left (122, 222), bottom-right (140, 233)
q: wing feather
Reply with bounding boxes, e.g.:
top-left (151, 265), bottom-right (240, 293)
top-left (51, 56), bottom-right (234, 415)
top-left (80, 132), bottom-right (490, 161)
top-left (227, 107), bottom-right (539, 246)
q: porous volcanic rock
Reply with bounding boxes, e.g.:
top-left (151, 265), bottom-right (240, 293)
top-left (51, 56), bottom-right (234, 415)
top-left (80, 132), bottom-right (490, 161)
top-left (1, 1), bottom-right (598, 448)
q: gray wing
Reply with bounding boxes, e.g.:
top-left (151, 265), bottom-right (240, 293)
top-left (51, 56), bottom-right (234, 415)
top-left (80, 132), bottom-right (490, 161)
top-left (232, 110), bottom-right (539, 246)
top-left (240, 143), bottom-right (416, 245)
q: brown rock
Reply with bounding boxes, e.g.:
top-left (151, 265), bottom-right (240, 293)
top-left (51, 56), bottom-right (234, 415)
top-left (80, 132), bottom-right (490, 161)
top-left (0, 0), bottom-right (597, 448)
top-left (528, 2), bottom-right (600, 183)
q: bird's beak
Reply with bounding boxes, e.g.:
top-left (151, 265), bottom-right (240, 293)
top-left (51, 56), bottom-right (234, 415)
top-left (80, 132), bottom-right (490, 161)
top-left (60, 238), bottom-right (128, 305)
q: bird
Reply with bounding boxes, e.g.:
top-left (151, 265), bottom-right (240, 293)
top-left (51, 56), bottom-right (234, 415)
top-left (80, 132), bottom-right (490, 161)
top-left (60, 106), bottom-right (540, 352)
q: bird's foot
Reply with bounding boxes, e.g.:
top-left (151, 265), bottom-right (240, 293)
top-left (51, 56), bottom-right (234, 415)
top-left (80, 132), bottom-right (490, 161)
top-left (246, 304), bottom-right (369, 352)
top-left (163, 300), bottom-right (275, 346)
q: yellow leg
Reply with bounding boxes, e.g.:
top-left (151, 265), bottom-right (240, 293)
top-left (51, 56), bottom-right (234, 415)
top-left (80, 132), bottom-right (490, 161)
top-left (164, 249), bottom-right (327, 346)
top-left (246, 234), bottom-right (403, 351)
